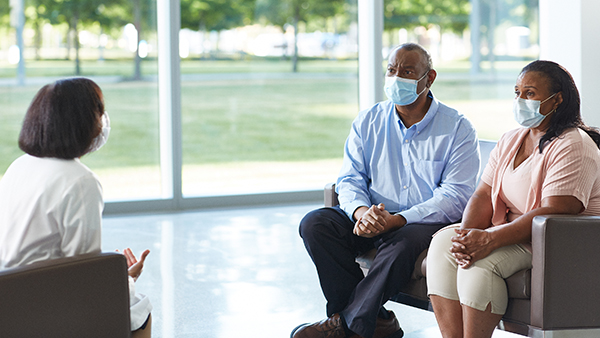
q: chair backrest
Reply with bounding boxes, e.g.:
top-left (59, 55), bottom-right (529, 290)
top-left (0, 252), bottom-right (131, 338)
top-left (478, 139), bottom-right (497, 184)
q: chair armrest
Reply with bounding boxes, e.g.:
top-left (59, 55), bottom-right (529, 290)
top-left (324, 182), bottom-right (339, 207)
top-left (530, 215), bottom-right (600, 330)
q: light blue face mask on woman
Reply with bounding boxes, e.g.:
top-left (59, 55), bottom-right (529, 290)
top-left (512, 93), bottom-right (557, 128)
top-left (384, 72), bottom-right (428, 106)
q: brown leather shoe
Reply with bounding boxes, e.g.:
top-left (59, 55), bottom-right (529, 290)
top-left (372, 311), bottom-right (403, 338)
top-left (291, 313), bottom-right (362, 338)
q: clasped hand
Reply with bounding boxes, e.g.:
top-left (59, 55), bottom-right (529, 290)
top-left (353, 203), bottom-right (393, 238)
top-left (450, 228), bottom-right (494, 269)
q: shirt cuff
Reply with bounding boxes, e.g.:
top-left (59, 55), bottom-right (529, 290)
top-left (342, 200), bottom-right (370, 221)
top-left (397, 208), bottom-right (421, 225)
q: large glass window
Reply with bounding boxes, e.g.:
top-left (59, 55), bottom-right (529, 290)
top-left (179, 0), bottom-right (359, 196)
top-left (0, 0), bottom-right (541, 206)
top-left (1, 0), bottom-right (161, 201)
top-left (383, 0), bottom-right (539, 140)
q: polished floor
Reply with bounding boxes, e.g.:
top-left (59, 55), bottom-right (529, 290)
top-left (102, 203), bottom-right (522, 338)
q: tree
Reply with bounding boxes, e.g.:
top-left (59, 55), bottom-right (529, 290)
top-left (180, 0), bottom-right (255, 58)
top-left (0, 0), bottom-right (9, 23)
top-left (304, 0), bottom-right (350, 58)
top-left (384, 0), bottom-right (470, 35)
top-left (115, 0), bottom-right (156, 80)
top-left (38, 0), bottom-right (119, 75)
top-left (471, 0), bottom-right (539, 73)
top-left (84, 0), bottom-right (156, 80)
top-left (255, 0), bottom-right (346, 72)
top-left (384, 0), bottom-right (475, 71)
top-left (92, 2), bottom-right (129, 62)
top-left (33, 0), bottom-right (147, 78)
top-left (25, 0), bottom-right (47, 60)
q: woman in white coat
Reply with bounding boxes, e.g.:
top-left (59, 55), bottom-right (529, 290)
top-left (0, 78), bottom-right (152, 338)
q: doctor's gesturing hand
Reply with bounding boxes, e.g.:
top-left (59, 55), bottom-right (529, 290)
top-left (122, 248), bottom-right (150, 282)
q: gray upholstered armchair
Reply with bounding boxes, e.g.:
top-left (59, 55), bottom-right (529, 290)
top-left (0, 252), bottom-right (131, 338)
top-left (324, 139), bottom-right (600, 337)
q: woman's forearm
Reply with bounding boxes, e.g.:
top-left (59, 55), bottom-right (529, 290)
top-left (460, 182), bottom-right (494, 230)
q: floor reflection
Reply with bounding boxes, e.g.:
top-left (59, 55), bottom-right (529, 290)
top-left (102, 204), bottom-right (521, 338)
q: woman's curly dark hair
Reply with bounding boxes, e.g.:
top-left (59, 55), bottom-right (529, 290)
top-left (520, 60), bottom-right (600, 152)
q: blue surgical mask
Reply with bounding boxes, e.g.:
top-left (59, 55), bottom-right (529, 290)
top-left (512, 93), bottom-right (557, 128)
top-left (88, 112), bottom-right (111, 153)
top-left (384, 72), bottom-right (428, 106)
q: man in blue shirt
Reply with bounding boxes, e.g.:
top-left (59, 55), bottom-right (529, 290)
top-left (293, 43), bottom-right (480, 338)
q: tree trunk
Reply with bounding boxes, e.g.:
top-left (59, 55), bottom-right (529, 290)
top-left (292, 6), bottom-right (299, 73)
top-left (133, 0), bottom-right (142, 80)
top-left (73, 16), bottom-right (81, 75)
top-left (214, 31), bottom-right (220, 58)
top-left (65, 22), bottom-right (72, 61)
top-left (199, 21), bottom-right (207, 59)
top-left (34, 19), bottom-right (41, 60)
top-left (98, 27), bottom-right (105, 61)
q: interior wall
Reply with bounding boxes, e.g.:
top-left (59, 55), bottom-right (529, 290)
top-left (540, 0), bottom-right (600, 128)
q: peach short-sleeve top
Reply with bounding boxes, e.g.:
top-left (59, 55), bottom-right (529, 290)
top-left (482, 127), bottom-right (600, 225)
top-left (499, 153), bottom-right (534, 221)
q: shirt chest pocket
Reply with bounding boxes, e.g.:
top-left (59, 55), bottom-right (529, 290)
top-left (413, 160), bottom-right (445, 187)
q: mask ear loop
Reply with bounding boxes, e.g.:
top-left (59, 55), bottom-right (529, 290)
top-left (417, 70), bottom-right (430, 95)
top-left (540, 92), bottom-right (557, 105)
top-left (538, 93), bottom-right (558, 119)
top-left (543, 93), bottom-right (558, 117)
top-left (416, 84), bottom-right (428, 96)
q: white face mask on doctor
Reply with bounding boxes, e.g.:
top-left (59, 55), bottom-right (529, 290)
top-left (88, 112), bottom-right (111, 153)
top-left (512, 93), bottom-right (557, 128)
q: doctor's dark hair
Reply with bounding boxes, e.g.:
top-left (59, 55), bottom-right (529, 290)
top-left (18, 78), bottom-right (105, 159)
top-left (521, 60), bottom-right (600, 152)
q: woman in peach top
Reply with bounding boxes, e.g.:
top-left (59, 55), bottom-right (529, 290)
top-left (426, 60), bottom-right (600, 338)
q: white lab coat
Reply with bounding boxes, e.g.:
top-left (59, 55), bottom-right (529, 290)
top-left (0, 154), bottom-right (151, 330)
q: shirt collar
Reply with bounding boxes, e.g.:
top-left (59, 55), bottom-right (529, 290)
top-left (395, 91), bottom-right (438, 133)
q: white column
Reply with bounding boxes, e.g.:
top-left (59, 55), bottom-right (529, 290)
top-left (358, 0), bottom-right (384, 111)
top-left (157, 0), bottom-right (182, 203)
top-left (540, 0), bottom-right (600, 128)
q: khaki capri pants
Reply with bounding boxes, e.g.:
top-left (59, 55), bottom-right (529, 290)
top-left (426, 225), bottom-right (532, 315)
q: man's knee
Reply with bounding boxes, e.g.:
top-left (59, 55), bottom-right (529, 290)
top-left (299, 207), bottom-right (331, 240)
top-left (300, 207), bottom-right (352, 240)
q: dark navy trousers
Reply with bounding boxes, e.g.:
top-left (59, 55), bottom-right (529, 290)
top-left (299, 206), bottom-right (444, 338)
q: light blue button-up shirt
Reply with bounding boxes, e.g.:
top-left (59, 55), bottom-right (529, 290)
top-left (337, 93), bottom-right (480, 225)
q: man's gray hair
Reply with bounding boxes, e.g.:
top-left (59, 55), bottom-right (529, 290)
top-left (389, 43), bottom-right (433, 71)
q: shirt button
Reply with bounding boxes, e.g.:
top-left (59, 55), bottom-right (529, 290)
top-left (403, 186), bottom-right (408, 189)
top-left (404, 140), bottom-right (409, 143)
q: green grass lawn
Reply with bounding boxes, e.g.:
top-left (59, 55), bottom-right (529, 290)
top-left (0, 57), bottom-right (359, 78)
top-left (0, 57), bottom-right (526, 177)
